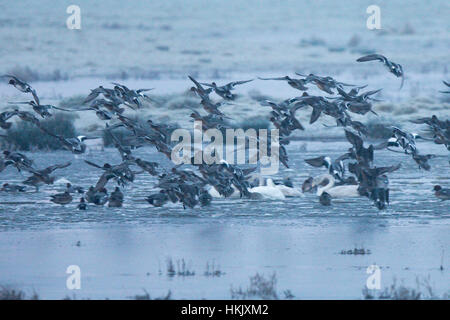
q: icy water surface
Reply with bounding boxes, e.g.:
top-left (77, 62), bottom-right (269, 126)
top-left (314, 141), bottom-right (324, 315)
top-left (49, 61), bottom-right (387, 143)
top-left (0, 141), bottom-right (449, 299)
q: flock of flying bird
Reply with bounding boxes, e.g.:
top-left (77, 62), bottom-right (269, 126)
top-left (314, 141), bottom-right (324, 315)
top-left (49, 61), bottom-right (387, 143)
top-left (0, 53), bottom-right (449, 210)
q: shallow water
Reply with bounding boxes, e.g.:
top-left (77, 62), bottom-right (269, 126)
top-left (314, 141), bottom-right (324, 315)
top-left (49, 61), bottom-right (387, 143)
top-left (0, 141), bottom-right (448, 299)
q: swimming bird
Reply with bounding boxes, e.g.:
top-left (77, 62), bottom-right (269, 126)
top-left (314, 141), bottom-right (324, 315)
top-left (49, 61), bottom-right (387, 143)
top-left (147, 191), bottom-right (169, 207)
top-left (85, 187), bottom-right (96, 203)
top-left (248, 178), bottom-right (286, 200)
top-left (108, 187), bottom-right (124, 207)
top-left (302, 177), bottom-right (314, 193)
top-left (92, 188), bottom-right (108, 205)
top-left (2, 75), bottom-right (40, 104)
top-left (319, 192), bottom-right (332, 206)
top-left (50, 191), bottom-right (73, 205)
top-left (1, 183), bottom-right (26, 192)
top-left (370, 175), bottom-right (390, 210)
top-left (274, 176), bottom-right (294, 188)
top-left (200, 79), bottom-right (253, 100)
top-left (65, 183), bottom-right (84, 194)
top-left (270, 176), bottom-right (302, 197)
top-left (199, 189), bottom-right (212, 206)
top-left (274, 183), bottom-right (303, 197)
top-left (433, 185), bottom-right (450, 201)
top-left (356, 54), bottom-right (404, 88)
top-left (311, 174), bottom-right (360, 198)
top-left (77, 197), bottom-right (87, 210)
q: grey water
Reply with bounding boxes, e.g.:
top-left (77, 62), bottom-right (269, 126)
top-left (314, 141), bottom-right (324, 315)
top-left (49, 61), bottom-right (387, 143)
top-left (0, 141), bottom-right (448, 299)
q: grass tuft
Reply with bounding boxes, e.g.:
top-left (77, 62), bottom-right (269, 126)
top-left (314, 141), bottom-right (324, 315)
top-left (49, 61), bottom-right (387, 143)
top-left (362, 276), bottom-right (447, 300)
top-left (231, 273), bottom-right (290, 300)
top-left (204, 260), bottom-right (224, 277)
top-left (0, 286), bottom-right (39, 300)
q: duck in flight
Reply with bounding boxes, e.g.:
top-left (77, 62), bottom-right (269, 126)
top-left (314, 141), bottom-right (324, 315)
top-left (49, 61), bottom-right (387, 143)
top-left (200, 79), bottom-right (253, 100)
top-left (258, 75), bottom-right (309, 91)
top-left (2, 75), bottom-right (40, 104)
top-left (356, 54), bottom-right (404, 89)
top-left (8, 101), bottom-right (72, 119)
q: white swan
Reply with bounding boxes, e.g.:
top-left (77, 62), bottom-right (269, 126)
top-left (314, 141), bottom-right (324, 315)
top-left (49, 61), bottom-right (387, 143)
top-left (312, 174), bottom-right (360, 198)
top-left (274, 183), bottom-right (303, 197)
top-left (208, 174), bottom-right (295, 200)
top-left (249, 172), bottom-right (302, 197)
top-left (248, 178), bottom-right (286, 200)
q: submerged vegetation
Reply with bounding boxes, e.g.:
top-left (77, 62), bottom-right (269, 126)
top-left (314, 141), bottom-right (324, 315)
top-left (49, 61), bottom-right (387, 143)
top-left (0, 285), bottom-right (171, 300)
top-left (230, 273), bottom-right (294, 300)
top-left (0, 286), bottom-right (39, 300)
top-left (362, 276), bottom-right (449, 300)
top-left (130, 289), bottom-right (172, 300)
top-left (204, 260), bottom-right (224, 277)
top-left (166, 257), bottom-right (195, 277)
